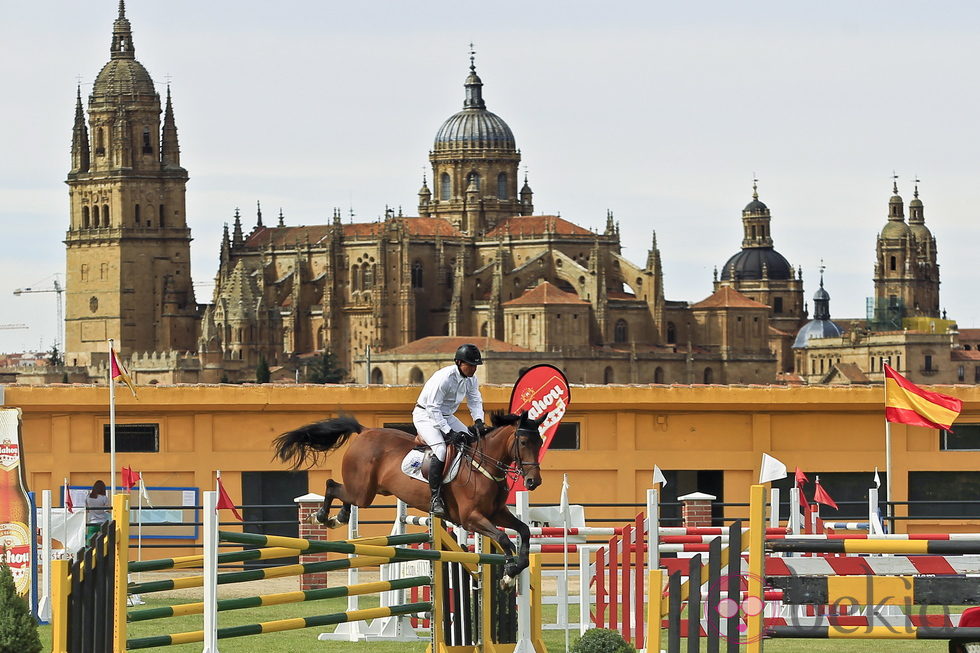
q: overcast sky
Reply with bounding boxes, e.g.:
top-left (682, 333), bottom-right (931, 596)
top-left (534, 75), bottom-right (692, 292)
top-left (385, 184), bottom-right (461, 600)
top-left (3, 1), bottom-right (980, 354)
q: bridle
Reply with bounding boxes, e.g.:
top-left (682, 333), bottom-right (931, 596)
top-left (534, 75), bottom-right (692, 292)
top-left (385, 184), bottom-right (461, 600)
top-left (466, 424), bottom-right (541, 484)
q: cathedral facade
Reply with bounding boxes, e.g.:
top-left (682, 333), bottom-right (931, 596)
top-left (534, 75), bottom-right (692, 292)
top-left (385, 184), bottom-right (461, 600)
top-left (59, 5), bottom-right (790, 385)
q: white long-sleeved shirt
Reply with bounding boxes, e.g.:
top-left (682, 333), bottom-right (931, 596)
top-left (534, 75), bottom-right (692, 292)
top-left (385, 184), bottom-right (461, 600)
top-left (415, 364), bottom-right (484, 434)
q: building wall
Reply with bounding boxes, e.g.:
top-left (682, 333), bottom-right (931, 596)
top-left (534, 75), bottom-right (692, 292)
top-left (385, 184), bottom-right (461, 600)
top-left (7, 383), bottom-right (980, 558)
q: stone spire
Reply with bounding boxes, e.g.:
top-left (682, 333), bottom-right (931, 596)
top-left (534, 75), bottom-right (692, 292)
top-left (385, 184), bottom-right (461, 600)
top-left (813, 265), bottom-right (831, 320)
top-left (255, 200), bottom-right (264, 228)
top-left (70, 86), bottom-right (90, 173)
top-left (160, 85), bottom-right (181, 167)
top-left (232, 208), bottom-right (244, 246)
top-left (110, 0), bottom-right (135, 59)
top-left (278, 208), bottom-right (285, 227)
top-left (520, 171), bottom-right (534, 215)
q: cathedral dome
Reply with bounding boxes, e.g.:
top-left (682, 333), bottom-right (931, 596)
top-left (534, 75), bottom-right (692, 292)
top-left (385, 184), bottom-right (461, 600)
top-left (434, 61), bottom-right (515, 152)
top-left (92, 59), bottom-right (156, 98)
top-left (743, 198), bottom-right (768, 214)
top-left (792, 317), bottom-right (842, 348)
top-left (720, 247), bottom-right (792, 281)
top-left (880, 218), bottom-right (911, 239)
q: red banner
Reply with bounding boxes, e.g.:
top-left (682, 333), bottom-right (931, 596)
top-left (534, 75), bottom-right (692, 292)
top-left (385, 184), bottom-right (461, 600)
top-left (507, 364), bottom-right (571, 501)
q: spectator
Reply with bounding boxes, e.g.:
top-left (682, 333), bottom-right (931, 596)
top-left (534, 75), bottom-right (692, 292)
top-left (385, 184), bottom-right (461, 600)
top-left (84, 480), bottom-right (110, 540)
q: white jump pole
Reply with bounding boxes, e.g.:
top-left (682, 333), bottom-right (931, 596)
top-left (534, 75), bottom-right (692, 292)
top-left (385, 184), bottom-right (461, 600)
top-left (202, 490), bottom-right (219, 653)
top-left (513, 491), bottom-right (535, 653)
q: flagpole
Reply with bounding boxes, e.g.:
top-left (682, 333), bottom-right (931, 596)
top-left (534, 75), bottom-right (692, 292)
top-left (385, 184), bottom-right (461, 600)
top-left (883, 361), bottom-right (892, 530)
top-left (108, 338), bottom-right (116, 498)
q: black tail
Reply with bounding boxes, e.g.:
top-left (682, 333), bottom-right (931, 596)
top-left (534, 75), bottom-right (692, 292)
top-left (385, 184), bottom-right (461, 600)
top-left (273, 415), bottom-right (363, 470)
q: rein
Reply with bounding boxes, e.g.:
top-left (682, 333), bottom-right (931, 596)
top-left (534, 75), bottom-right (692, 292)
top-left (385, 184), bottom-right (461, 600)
top-left (465, 426), bottom-right (540, 484)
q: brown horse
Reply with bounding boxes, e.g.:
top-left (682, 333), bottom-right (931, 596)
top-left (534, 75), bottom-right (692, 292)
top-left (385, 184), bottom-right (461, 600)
top-left (273, 410), bottom-right (547, 587)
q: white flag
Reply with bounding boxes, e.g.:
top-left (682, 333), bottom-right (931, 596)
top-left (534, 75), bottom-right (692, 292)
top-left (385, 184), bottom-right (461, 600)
top-left (873, 467), bottom-right (881, 489)
top-left (138, 476), bottom-right (153, 507)
top-left (652, 465), bottom-right (667, 487)
top-left (759, 453), bottom-right (787, 484)
top-left (560, 474), bottom-right (570, 524)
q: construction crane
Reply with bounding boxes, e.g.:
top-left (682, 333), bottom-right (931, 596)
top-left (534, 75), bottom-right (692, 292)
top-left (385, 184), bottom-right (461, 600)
top-left (13, 277), bottom-right (63, 351)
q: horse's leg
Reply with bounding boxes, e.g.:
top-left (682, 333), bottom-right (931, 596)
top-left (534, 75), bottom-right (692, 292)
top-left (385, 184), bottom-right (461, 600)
top-left (313, 479), bottom-right (356, 529)
top-left (464, 512), bottom-right (523, 590)
top-left (490, 508), bottom-right (532, 589)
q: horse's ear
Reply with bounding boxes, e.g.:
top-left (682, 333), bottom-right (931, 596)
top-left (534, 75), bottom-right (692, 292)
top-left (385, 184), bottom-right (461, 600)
top-left (533, 411), bottom-right (549, 428)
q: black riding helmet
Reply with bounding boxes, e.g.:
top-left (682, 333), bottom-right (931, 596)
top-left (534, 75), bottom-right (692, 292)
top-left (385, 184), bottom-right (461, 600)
top-left (454, 343), bottom-right (483, 366)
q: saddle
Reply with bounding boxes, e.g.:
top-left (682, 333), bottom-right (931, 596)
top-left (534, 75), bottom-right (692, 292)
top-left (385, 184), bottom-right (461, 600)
top-left (412, 435), bottom-right (458, 479)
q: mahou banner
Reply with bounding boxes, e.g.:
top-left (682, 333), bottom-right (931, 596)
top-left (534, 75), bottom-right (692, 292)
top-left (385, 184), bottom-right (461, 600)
top-left (507, 364), bottom-right (571, 502)
top-left (0, 407), bottom-right (32, 599)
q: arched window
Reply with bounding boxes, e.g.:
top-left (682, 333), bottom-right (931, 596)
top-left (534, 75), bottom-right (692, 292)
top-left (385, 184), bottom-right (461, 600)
top-left (614, 319), bottom-right (628, 343)
top-left (411, 261), bottom-right (424, 288)
top-left (604, 367), bottom-right (615, 384)
top-left (371, 368), bottom-right (384, 384)
top-left (95, 128), bottom-right (105, 155)
top-left (497, 172), bottom-right (508, 199)
top-left (440, 172), bottom-right (451, 201)
top-left (654, 367), bottom-right (664, 384)
top-left (890, 256), bottom-right (897, 271)
top-left (774, 297), bottom-right (783, 314)
top-left (80, 264), bottom-right (89, 282)
top-left (102, 205), bottom-right (110, 226)
top-left (409, 367), bottom-right (424, 384)
top-left (142, 128), bottom-right (152, 154)
top-left (666, 322), bottom-right (676, 344)
top-left (82, 206), bottom-right (90, 228)
top-left (351, 265), bottom-right (360, 291)
top-left (751, 225), bottom-right (757, 239)
top-left (480, 322), bottom-right (489, 337)
top-left (92, 205), bottom-right (100, 227)
top-left (135, 204), bottom-right (141, 224)
top-left (467, 171), bottom-right (480, 191)
top-left (159, 204), bottom-right (166, 227)
top-left (703, 367), bottom-right (714, 384)
top-left (362, 263), bottom-right (373, 289)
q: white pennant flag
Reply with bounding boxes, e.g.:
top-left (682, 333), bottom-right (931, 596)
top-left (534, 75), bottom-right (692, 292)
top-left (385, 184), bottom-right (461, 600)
top-left (759, 453), bottom-right (787, 484)
top-left (652, 465), bottom-right (667, 488)
top-left (873, 467), bottom-right (881, 489)
top-left (560, 474), bottom-right (570, 524)
top-left (138, 476), bottom-right (153, 507)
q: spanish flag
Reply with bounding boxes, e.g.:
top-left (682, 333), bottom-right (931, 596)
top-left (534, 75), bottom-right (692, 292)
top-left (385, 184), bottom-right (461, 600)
top-left (884, 364), bottom-right (962, 430)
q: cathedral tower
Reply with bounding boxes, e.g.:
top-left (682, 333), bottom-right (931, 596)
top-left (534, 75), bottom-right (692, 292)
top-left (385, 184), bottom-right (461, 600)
top-left (65, 2), bottom-right (198, 364)
top-left (872, 180), bottom-right (940, 326)
top-left (421, 54), bottom-right (530, 234)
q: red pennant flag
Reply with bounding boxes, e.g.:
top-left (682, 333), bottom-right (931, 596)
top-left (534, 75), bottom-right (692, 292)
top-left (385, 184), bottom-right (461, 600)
top-left (217, 476), bottom-right (244, 522)
top-left (121, 466), bottom-right (140, 489)
top-left (798, 487), bottom-right (810, 511)
top-left (65, 483), bottom-right (74, 514)
top-left (813, 481), bottom-right (838, 510)
top-left (794, 466), bottom-right (808, 486)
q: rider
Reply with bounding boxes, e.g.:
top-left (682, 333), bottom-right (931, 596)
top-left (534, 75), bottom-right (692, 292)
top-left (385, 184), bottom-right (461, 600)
top-left (412, 343), bottom-right (486, 519)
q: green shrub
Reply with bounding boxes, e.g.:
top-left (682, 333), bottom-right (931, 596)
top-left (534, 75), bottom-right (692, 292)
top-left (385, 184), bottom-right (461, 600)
top-left (0, 561), bottom-right (42, 653)
top-left (571, 627), bottom-right (636, 653)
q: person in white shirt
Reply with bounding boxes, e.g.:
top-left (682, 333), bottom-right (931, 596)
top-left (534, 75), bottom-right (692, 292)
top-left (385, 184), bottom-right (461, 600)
top-left (412, 343), bottom-right (486, 517)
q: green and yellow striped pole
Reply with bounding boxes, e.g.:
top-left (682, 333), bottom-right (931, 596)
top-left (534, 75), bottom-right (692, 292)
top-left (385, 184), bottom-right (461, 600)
top-left (127, 602), bottom-right (432, 650)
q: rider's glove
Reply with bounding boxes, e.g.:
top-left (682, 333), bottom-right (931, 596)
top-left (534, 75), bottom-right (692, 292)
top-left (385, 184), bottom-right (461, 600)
top-left (448, 430), bottom-right (471, 446)
top-left (470, 419), bottom-right (486, 437)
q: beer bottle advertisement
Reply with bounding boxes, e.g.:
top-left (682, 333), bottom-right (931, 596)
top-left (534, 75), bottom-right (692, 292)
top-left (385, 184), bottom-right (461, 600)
top-left (0, 407), bottom-right (32, 598)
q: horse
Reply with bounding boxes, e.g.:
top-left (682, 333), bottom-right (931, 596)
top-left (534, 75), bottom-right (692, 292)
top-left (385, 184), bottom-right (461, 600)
top-left (273, 410), bottom-right (547, 587)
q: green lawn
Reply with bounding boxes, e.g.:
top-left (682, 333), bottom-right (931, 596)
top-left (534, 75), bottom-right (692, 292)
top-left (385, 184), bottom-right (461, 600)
top-left (35, 598), bottom-right (960, 651)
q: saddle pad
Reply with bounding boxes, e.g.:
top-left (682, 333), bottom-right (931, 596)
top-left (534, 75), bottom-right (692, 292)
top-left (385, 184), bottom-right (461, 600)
top-left (401, 449), bottom-right (462, 484)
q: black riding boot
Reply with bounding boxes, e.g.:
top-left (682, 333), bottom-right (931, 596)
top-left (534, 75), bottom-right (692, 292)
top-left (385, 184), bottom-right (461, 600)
top-left (428, 455), bottom-right (449, 519)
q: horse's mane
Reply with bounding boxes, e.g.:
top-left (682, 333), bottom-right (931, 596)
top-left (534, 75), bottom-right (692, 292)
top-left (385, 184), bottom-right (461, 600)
top-left (489, 411), bottom-right (521, 427)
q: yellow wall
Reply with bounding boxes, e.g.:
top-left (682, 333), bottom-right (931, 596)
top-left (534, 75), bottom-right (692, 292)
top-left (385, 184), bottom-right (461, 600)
top-left (6, 383), bottom-right (980, 554)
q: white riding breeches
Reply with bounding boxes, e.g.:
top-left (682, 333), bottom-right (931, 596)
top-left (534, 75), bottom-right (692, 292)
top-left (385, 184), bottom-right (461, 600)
top-left (412, 407), bottom-right (468, 462)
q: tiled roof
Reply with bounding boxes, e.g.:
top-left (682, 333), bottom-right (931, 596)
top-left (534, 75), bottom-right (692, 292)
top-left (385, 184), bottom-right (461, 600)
top-left (243, 218), bottom-right (462, 247)
top-left (951, 349), bottom-right (980, 361)
top-left (485, 215), bottom-right (594, 238)
top-left (769, 326), bottom-right (794, 336)
top-left (380, 336), bottom-right (532, 356)
top-left (691, 286), bottom-right (770, 310)
top-left (828, 362), bottom-right (871, 384)
top-left (503, 281), bottom-right (589, 306)
top-left (608, 290), bottom-right (638, 300)
top-left (959, 328), bottom-right (980, 341)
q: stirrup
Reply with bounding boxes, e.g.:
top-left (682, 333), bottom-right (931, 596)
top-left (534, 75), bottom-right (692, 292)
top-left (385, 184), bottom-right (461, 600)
top-left (430, 496), bottom-right (448, 519)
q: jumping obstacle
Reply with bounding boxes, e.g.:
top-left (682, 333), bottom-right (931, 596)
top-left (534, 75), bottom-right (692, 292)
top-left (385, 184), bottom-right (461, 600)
top-left (50, 491), bottom-right (547, 653)
top-left (650, 484), bottom-right (980, 650)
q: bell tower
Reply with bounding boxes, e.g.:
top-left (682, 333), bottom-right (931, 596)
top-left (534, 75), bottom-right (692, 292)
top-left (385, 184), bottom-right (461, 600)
top-left (65, 2), bottom-right (198, 364)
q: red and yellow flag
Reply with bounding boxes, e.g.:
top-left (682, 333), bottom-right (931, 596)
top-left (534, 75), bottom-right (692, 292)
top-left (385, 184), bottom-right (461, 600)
top-left (884, 364), bottom-right (962, 430)
top-left (110, 346), bottom-right (137, 397)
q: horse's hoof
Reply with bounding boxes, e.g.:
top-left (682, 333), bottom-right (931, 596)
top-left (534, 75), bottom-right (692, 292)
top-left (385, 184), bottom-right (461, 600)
top-left (308, 512), bottom-right (325, 526)
top-left (325, 517), bottom-right (343, 529)
top-left (499, 574), bottom-right (517, 590)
